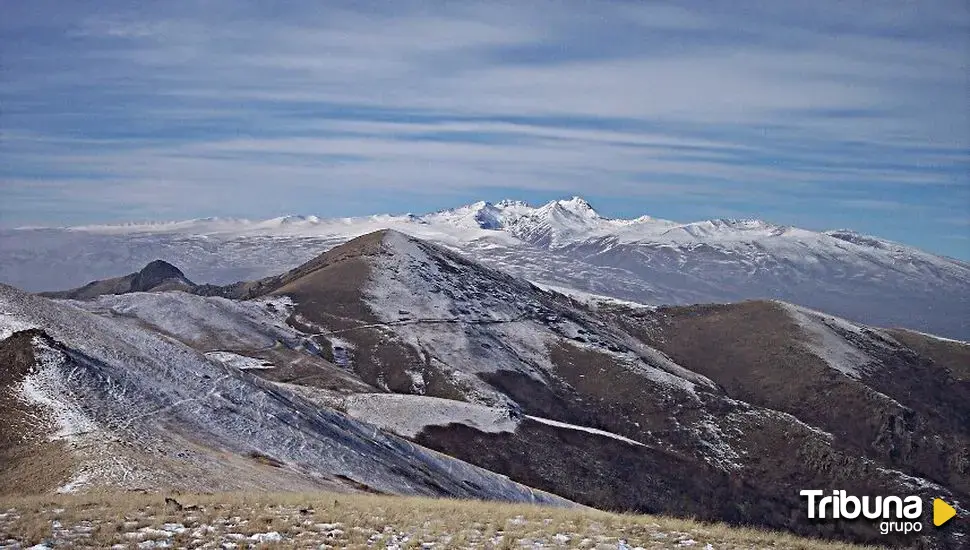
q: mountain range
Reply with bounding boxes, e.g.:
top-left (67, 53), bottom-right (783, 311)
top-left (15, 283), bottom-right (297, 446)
top-left (4, 197), bottom-right (967, 339)
top-left (3, 227), bottom-right (968, 548)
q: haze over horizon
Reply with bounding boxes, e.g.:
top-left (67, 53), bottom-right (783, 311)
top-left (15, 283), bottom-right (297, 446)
top-left (2, 1), bottom-right (968, 259)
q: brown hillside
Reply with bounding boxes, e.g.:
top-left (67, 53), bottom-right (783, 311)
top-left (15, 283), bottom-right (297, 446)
top-left (887, 328), bottom-right (970, 380)
top-left (0, 330), bottom-right (73, 495)
top-left (601, 300), bottom-right (970, 496)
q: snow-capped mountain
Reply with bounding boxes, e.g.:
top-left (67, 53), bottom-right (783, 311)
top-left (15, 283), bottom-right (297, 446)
top-left (2, 197), bottom-right (967, 338)
top-left (423, 196), bottom-right (677, 246)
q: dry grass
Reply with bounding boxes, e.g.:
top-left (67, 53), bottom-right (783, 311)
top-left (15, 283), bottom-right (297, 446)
top-left (0, 491), bottom-right (875, 549)
top-left (886, 328), bottom-right (970, 380)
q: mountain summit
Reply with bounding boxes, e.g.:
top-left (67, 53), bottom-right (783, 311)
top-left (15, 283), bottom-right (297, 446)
top-left (552, 196), bottom-right (600, 217)
top-left (131, 260), bottom-right (189, 291)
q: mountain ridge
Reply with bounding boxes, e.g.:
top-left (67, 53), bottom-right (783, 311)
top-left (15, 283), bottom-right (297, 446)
top-left (40, 259), bottom-right (195, 300)
top-left (7, 197), bottom-right (969, 339)
top-left (21, 196), bottom-right (967, 266)
top-left (25, 197), bottom-right (958, 255)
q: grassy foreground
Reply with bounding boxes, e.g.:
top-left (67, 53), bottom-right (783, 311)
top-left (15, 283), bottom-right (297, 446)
top-left (0, 491), bottom-right (872, 549)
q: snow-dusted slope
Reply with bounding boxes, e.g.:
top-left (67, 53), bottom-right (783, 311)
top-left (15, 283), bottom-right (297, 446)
top-left (0, 283), bottom-right (570, 504)
top-left (225, 229), bottom-right (717, 413)
top-left (6, 229), bottom-right (968, 547)
top-left (242, 232), bottom-right (966, 547)
top-left (67, 292), bottom-right (301, 350)
top-left (2, 197), bottom-right (967, 338)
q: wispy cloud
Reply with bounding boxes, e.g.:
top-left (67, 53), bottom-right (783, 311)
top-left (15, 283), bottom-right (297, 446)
top-left (1, 0), bottom-right (968, 257)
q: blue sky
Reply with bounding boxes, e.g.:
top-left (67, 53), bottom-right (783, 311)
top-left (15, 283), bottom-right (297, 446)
top-left (2, 1), bottom-right (968, 258)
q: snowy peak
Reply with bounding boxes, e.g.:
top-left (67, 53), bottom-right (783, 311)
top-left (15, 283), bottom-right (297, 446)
top-left (424, 199), bottom-right (535, 230)
top-left (533, 201), bottom-right (595, 224)
top-left (422, 196), bottom-right (603, 234)
top-left (12, 195), bottom-right (970, 339)
top-left (550, 196), bottom-right (601, 219)
top-left (502, 197), bottom-right (615, 247)
top-left (461, 202), bottom-right (505, 230)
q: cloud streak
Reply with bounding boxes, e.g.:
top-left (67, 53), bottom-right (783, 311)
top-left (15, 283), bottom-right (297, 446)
top-left (1, 0), bottom-right (968, 257)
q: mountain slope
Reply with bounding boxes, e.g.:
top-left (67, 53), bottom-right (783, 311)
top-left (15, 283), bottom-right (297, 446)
top-left (259, 231), bottom-right (970, 546)
top-left (7, 197), bottom-right (967, 338)
top-left (597, 300), bottom-right (970, 496)
top-left (0, 283), bottom-right (570, 506)
top-left (57, 230), bottom-right (967, 547)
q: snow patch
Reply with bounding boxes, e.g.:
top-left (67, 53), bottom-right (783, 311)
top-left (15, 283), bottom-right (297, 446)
top-left (874, 466), bottom-right (949, 494)
top-left (778, 303), bottom-right (876, 379)
top-left (524, 416), bottom-right (645, 447)
top-left (405, 370), bottom-right (426, 394)
top-left (255, 295), bottom-right (296, 322)
top-left (735, 408), bottom-right (834, 443)
top-left (205, 351), bottom-right (275, 370)
top-left (342, 394), bottom-right (519, 438)
top-left (56, 472), bottom-right (93, 494)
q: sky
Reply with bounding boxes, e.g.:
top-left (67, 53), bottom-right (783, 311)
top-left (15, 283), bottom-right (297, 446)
top-left (2, 1), bottom-right (969, 259)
